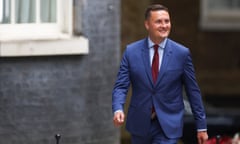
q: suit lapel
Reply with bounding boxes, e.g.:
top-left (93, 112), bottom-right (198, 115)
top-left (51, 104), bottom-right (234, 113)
top-left (141, 38), bottom-right (154, 87)
top-left (155, 39), bottom-right (173, 85)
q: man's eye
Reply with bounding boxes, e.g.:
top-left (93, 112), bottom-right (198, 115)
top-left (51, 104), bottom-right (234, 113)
top-left (165, 20), bottom-right (170, 23)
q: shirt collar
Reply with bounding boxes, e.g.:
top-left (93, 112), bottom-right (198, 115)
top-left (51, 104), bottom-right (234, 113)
top-left (148, 37), bottom-right (167, 49)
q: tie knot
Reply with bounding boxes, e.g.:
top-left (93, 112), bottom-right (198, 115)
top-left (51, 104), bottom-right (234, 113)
top-left (153, 44), bottom-right (158, 51)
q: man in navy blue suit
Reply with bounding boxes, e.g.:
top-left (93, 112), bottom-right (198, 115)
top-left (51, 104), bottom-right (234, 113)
top-left (112, 4), bottom-right (208, 144)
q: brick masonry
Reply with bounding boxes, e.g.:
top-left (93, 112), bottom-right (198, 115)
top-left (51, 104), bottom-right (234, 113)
top-left (0, 0), bottom-right (121, 144)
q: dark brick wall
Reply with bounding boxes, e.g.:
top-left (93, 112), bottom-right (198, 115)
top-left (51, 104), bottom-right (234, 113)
top-left (0, 0), bottom-right (120, 144)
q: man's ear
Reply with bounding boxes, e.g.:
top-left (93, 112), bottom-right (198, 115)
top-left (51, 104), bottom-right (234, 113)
top-left (144, 20), bottom-right (149, 30)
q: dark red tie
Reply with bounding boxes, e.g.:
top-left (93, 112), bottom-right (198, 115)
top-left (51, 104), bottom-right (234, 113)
top-left (152, 44), bottom-right (159, 83)
top-left (151, 44), bottom-right (159, 116)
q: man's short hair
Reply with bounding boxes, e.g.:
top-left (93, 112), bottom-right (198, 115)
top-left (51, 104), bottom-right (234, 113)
top-left (145, 4), bottom-right (169, 20)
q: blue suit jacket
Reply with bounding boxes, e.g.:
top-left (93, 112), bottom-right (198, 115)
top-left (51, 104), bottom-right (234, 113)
top-left (112, 38), bottom-right (207, 138)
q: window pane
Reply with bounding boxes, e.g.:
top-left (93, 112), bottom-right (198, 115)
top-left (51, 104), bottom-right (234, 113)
top-left (209, 0), bottom-right (240, 9)
top-left (15, 0), bottom-right (36, 23)
top-left (232, 0), bottom-right (240, 8)
top-left (41, 0), bottom-right (56, 23)
top-left (0, 0), bottom-right (11, 24)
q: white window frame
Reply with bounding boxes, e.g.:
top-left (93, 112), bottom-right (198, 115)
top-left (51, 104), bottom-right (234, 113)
top-left (0, 0), bottom-right (89, 56)
top-left (200, 0), bottom-right (240, 30)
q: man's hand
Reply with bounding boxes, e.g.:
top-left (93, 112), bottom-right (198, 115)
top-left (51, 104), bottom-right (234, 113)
top-left (113, 111), bottom-right (125, 127)
top-left (197, 131), bottom-right (208, 144)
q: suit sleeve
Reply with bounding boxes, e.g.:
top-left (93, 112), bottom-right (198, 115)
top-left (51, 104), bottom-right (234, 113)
top-left (112, 48), bottom-right (131, 113)
top-left (183, 49), bottom-right (207, 130)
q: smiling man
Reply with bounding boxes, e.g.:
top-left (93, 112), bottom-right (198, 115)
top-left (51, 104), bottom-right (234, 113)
top-left (112, 4), bottom-right (208, 144)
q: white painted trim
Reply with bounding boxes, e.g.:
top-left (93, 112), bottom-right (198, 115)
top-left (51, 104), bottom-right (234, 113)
top-left (0, 23), bottom-right (60, 40)
top-left (11, 0), bottom-right (15, 23)
top-left (0, 36), bottom-right (89, 57)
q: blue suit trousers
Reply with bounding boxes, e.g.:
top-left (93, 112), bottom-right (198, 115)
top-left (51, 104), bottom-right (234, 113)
top-left (131, 118), bottom-right (178, 144)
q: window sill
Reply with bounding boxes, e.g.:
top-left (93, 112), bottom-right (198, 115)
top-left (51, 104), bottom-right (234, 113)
top-left (0, 36), bottom-right (89, 57)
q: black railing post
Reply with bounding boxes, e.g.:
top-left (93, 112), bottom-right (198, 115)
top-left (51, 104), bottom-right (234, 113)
top-left (55, 134), bottom-right (61, 144)
top-left (216, 135), bottom-right (221, 144)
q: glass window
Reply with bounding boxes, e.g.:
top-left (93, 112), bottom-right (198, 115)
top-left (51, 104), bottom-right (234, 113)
top-left (200, 0), bottom-right (240, 30)
top-left (208, 0), bottom-right (240, 9)
top-left (15, 0), bottom-right (36, 23)
top-left (40, 0), bottom-right (56, 23)
top-left (0, 0), bottom-right (73, 40)
top-left (0, 0), bottom-right (88, 57)
top-left (0, 0), bottom-right (10, 24)
top-left (0, 0), bottom-right (57, 24)
top-left (0, 0), bottom-right (89, 57)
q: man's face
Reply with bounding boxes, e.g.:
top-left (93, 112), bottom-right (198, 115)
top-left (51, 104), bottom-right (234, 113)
top-left (145, 10), bottom-right (171, 43)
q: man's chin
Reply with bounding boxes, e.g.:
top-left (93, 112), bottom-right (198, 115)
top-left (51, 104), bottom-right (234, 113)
top-left (158, 35), bottom-right (168, 39)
